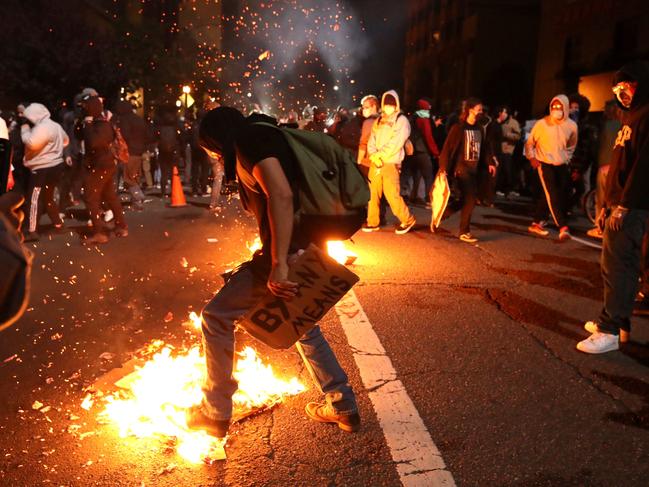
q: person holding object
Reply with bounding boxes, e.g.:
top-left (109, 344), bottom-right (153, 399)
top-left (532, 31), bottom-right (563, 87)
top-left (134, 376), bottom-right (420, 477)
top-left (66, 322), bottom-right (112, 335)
top-left (186, 107), bottom-right (360, 439)
top-left (362, 90), bottom-right (416, 235)
top-left (525, 95), bottom-right (578, 241)
top-left (578, 61), bottom-right (649, 354)
top-left (436, 98), bottom-right (496, 243)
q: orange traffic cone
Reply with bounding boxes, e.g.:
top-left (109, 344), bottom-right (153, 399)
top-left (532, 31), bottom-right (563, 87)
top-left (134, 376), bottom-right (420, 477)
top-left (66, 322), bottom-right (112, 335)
top-left (169, 166), bottom-right (187, 207)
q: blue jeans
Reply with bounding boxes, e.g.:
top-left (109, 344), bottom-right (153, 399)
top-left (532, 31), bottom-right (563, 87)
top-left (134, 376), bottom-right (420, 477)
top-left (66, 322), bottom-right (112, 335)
top-left (200, 261), bottom-right (357, 421)
top-left (598, 209), bottom-right (649, 334)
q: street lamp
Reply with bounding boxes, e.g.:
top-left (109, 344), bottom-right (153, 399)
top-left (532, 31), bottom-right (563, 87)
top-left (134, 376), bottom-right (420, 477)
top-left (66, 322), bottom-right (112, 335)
top-left (182, 85), bottom-right (191, 108)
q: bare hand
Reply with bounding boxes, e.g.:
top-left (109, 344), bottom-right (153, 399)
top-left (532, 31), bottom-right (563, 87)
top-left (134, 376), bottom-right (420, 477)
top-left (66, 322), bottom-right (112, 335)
top-left (608, 206), bottom-right (628, 232)
top-left (488, 165), bottom-right (497, 177)
top-left (369, 153), bottom-right (383, 168)
top-left (530, 158), bottom-right (540, 170)
top-left (268, 262), bottom-right (298, 299)
top-left (65, 156), bottom-right (73, 167)
top-left (596, 208), bottom-right (607, 232)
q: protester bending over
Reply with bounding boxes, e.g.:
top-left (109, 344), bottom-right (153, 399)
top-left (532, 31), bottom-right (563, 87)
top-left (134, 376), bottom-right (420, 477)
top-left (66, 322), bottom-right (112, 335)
top-left (186, 107), bottom-right (360, 438)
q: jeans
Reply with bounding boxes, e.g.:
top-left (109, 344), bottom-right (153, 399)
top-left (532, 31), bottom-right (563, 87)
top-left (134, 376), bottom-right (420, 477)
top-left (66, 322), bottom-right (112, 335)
top-left (84, 165), bottom-right (126, 234)
top-left (209, 159), bottom-right (224, 208)
top-left (456, 162), bottom-right (478, 235)
top-left (598, 209), bottom-right (649, 334)
top-left (200, 261), bottom-right (358, 421)
top-left (123, 155), bottom-right (145, 203)
top-left (409, 152), bottom-right (434, 202)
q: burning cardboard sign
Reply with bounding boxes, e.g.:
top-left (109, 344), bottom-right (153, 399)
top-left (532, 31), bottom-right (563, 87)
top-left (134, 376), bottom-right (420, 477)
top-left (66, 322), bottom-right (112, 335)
top-left (241, 244), bottom-right (359, 349)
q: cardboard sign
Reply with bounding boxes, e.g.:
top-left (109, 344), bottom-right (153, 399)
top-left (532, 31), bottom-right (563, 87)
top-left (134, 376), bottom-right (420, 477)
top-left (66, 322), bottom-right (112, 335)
top-left (240, 244), bottom-right (360, 349)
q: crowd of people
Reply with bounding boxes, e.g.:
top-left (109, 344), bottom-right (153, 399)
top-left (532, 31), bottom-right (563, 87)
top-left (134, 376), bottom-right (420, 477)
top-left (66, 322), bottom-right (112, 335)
top-left (1, 58), bottom-right (648, 421)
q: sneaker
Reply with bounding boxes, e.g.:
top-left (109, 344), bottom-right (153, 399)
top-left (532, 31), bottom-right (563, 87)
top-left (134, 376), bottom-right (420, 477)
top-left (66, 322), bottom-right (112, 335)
top-left (114, 227), bottom-right (129, 238)
top-left (305, 402), bottom-right (360, 433)
top-left (459, 233), bottom-right (478, 243)
top-left (507, 191), bottom-right (520, 198)
top-left (559, 226), bottom-right (571, 241)
top-left (185, 404), bottom-right (229, 438)
top-left (528, 222), bottom-right (549, 237)
top-left (496, 191), bottom-right (505, 197)
top-left (584, 321), bottom-right (629, 343)
top-left (84, 233), bottom-right (109, 245)
top-left (24, 232), bottom-right (40, 242)
top-left (362, 223), bottom-right (380, 233)
top-left (395, 218), bottom-right (416, 235)
top-left (586, 227), bottom-right (603, 239)
top-left (576, 331), bottom-right (619, 354)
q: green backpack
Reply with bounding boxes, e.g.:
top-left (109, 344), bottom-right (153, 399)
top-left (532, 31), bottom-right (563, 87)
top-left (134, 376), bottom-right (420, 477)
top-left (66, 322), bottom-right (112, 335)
top-left (256, 122), bottom-right (370, 240)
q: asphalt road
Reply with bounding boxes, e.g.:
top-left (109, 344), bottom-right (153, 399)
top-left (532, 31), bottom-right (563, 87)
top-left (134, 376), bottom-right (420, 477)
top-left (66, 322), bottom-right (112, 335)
top-left (1, 192), bottom-right (648, 487)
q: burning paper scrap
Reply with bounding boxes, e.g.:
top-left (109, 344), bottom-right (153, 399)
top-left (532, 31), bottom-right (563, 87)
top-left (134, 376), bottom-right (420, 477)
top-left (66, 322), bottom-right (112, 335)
top-left (183, 311), bottom-right (202, 331)
top-left (258, 50), bottom-right (271, 61)
top-left (180, 257), bottom-right (189, 268)
top-left (81, 393), bottom-right (94, 411)
top-left (247, 236), bottom-right (262, 254)
top-left (32, 400), bottom-right (44, 410)
top-left (99, 345), bottom-right (304, 463)
top-left (326, 241), bottom-right (357, 265)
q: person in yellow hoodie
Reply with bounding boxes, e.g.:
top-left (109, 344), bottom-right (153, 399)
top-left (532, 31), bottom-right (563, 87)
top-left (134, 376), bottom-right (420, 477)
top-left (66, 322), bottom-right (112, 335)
top-left (363, 90), bottom-right (416, 235)
top-left (525, 94), bottom-right (578, 240)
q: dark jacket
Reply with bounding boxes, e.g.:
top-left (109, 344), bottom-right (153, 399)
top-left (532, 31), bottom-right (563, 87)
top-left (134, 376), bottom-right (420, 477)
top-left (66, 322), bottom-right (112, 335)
top-left (438, 120), bottom-right (494, 174)
top-left (605, 61), bottom-right (649, 210)
top-left (114, 101), bottom-right (147, 156)
top-left (76, 96), bottom-right (115, 169)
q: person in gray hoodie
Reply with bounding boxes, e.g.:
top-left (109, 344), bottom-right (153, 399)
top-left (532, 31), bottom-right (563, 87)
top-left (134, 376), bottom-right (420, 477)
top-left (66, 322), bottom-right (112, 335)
top-left (525, 94), bottom-right (578, 240)
top-left (20, 103), bottom-right (69, 241)
top-left (363, 90), bottom-right (416, 235)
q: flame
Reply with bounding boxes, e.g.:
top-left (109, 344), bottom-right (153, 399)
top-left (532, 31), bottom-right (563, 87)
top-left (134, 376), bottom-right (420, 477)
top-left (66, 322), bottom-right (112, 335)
top-left (258, 49), bottom-right (271, 61)
top-left (326, 241), bottom-right (357, 265)
top-left (247, 236), bottom-right (262, 254)
top-left (99, 345), bottom-right (304, 463)
top-left (188, 311), bottom-right (202, 330)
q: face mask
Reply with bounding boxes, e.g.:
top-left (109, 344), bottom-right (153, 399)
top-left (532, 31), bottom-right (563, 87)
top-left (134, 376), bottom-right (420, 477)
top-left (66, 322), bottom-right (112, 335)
top-left (551, 109), bottom-right (563, 121)
top-left (362, 108), bottom-right (373, 118)
top-left (383, 105), bottom-right (396, 116)
top-left (569, 109), bottom-right (579, 122)
top-left (613, 82), bottom-right (637, 108)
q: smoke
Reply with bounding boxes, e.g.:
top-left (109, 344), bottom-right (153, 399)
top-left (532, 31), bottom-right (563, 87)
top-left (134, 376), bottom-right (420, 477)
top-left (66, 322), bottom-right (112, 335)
top-left (216, 0), bottom-right (369, 114)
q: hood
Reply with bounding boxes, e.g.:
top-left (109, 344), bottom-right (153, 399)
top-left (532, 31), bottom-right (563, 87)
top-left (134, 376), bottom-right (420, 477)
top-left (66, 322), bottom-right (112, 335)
top-left (114, 100), bottom-right (134, 116)
top-left (381, 90), bottom-right (401, 113)
top-left (24, 103), bottom-right (51, 125)
top-left (199, 107), bottom-right (246, 180)
top-left (548, 94), bottom-right (569, 121)
top-left (417, 98), bottom-right (431, 110)
top-left (613, 60), bottom-right (649, 111)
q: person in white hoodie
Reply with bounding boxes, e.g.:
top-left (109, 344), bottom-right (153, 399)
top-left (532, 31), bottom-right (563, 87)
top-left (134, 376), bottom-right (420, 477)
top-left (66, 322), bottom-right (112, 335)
top-left (363, 90), bottom-right (416, 235)
top-left (525, 94), bottom-right (578, 240)
top-left (20, 103), bottom-right (69, 241)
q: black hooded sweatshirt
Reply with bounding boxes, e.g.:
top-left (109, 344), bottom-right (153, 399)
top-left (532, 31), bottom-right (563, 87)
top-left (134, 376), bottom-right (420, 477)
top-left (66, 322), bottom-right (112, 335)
top-left (605, 61), bottom-right (649, 210)
top-left (114, 101), bottom-right (147, 156)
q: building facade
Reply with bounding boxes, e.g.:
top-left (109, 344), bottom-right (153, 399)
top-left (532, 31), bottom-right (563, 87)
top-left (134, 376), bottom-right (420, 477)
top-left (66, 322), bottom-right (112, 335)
top-left (532, 0), bottom-right (649, 115)
top-left (404, 0), bottom-right (540, 117)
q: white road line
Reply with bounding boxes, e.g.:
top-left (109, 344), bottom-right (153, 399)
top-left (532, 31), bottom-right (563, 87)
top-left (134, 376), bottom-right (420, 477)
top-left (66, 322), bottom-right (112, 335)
top-left (335, 290), bottom-right (455, 487)
top-left (570, 235), bottom-right (602, 250)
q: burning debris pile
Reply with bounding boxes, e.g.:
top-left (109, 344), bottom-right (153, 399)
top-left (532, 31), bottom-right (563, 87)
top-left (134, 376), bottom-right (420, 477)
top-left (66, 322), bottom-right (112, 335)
top-left (96, 327), bottom-right (304, 464)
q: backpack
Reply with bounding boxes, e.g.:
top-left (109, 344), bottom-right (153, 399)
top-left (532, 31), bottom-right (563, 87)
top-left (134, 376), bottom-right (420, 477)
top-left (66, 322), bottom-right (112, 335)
top-left (110, 124), bottom-right (129, 164)
top-left (255, 122), bottom-right (370, 240)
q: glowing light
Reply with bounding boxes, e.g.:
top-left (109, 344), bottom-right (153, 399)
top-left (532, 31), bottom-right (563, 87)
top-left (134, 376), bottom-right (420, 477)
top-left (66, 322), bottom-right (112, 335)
top-left (182, 85), bottom-right (191, 94)
top-left (326, 241), bottom-right (357, 265)
top-left (247, 236), bottom-right (262, 254)
top-left (100, 345), bottom-right (305, 464)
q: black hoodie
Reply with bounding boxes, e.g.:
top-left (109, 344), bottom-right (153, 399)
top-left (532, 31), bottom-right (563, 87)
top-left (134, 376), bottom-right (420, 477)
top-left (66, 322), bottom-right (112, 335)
top-left (76, 96), bottom-right (115, 169)
top-left (605, 61), bottom-right (649, 210)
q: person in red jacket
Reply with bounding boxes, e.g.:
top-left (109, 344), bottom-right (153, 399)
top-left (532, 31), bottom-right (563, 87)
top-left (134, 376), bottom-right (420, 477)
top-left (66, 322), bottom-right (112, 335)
top-left (410, 99), bottom-right (440, 205)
